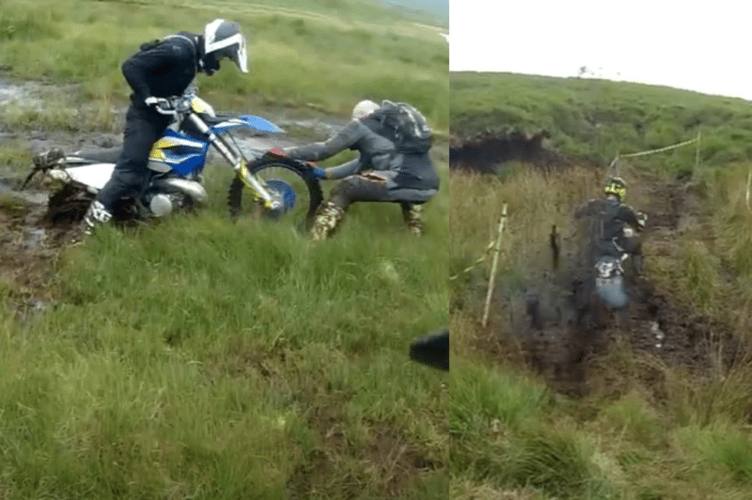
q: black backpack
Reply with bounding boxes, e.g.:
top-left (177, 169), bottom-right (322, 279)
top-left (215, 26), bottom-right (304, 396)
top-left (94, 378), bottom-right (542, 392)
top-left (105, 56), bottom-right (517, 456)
top-left (137, 33), bottom-right (197, 58)
top-left (364, 100), bottom-right (433, 154)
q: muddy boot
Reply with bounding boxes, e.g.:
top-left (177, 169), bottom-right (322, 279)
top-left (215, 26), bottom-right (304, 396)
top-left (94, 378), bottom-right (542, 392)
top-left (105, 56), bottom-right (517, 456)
top-left (401, 203), bottom-right (423, 236)
top-left (309, 201), bottom-right (344, 241)
top-left (33, 148), bottom-right (64, 168)
top-left (80, 200), bottom-right (113, 238)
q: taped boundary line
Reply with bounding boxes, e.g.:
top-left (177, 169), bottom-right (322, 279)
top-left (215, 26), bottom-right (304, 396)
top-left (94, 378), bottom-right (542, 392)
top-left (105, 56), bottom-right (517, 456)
top-left (449, 239), bottom-right (496, 281)
top-left (449, 204), bottom-right (509, 282)
top-left (609, 132), bottom-right (701, 173)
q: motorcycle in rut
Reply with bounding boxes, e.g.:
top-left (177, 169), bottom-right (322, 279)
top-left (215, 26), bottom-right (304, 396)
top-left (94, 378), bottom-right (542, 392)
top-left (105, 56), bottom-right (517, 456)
top-left (524, 211), bottom-right (646, 332)
top-left (24, 91), bottom-right (323, 230)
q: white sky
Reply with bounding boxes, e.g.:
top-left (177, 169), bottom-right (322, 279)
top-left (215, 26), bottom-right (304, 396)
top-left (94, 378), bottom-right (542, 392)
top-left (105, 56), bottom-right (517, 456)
top-left (450, 0), bottom-right (752, 101)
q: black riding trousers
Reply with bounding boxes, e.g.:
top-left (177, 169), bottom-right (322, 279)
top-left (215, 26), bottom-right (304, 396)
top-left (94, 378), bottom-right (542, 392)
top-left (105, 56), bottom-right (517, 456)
top-left (95, 105), bottom-right (171, 211)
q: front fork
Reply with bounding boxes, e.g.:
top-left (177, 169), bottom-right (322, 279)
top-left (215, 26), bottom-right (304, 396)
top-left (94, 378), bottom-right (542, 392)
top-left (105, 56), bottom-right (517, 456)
top-left (186, 114), bottom-right (277, 210)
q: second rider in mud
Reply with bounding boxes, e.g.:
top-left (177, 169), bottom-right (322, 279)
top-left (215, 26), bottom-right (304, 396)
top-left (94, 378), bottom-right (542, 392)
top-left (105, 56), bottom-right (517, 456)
top-left (278, 100), bottom-right (440, 240)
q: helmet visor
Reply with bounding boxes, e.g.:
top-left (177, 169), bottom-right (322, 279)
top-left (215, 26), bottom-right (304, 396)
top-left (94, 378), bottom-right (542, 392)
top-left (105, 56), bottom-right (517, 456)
top-left (215, 42), bottom-right (247, 73)
top-left (234, 38), bottom-right (248, 73)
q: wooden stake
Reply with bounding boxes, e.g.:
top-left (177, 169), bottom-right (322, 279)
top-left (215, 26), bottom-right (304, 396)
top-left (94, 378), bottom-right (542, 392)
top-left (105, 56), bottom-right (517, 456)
top-left (482, 204), bottom-right (508, 328)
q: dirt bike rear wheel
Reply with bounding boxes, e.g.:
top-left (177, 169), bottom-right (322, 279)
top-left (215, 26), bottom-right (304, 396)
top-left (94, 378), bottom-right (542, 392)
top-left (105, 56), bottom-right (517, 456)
top-left (44, 184), bottom-right (93, 227)
top-left (228, 156), bottom-right (323, 231)
top-left (44, 184), bottom-right (143, 229)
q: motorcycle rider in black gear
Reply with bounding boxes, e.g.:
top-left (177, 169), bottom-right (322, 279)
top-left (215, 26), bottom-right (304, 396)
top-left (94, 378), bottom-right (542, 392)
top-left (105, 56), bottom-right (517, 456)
top-left (79, 19), bottom-right (248, 235)
top-left (576, 176), bottom-right (647, 273)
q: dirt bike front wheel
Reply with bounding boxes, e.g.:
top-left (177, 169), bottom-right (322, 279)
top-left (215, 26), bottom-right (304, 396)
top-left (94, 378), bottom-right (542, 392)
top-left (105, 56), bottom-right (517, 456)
top-left (227, 156), bottom-right (323, 231)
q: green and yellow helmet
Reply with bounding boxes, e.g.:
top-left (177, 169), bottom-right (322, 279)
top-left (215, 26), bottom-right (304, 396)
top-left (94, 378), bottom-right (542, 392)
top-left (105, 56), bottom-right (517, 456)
top-left (604, 176), bottom-right (626, 201)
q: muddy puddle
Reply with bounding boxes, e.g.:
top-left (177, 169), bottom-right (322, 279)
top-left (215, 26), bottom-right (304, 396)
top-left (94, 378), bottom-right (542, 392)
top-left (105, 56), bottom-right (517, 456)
top-left (0, 178), bottom-right (48, 205)
top-left (0, 78), bottom-right (41, 107)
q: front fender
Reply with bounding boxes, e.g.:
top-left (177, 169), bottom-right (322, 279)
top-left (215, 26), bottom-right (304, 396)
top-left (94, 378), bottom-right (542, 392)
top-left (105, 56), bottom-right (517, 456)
top-left (249, 155), bottom-right (318, 180)
top-left (209, 115), bottom-right (284, 135)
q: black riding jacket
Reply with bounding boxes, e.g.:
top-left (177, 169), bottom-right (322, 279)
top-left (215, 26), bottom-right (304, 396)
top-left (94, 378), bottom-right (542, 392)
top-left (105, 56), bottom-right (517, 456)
top-left (577, 196), bottom-right (642, 258)
top-left (122, 32), bottom-right (200, 110)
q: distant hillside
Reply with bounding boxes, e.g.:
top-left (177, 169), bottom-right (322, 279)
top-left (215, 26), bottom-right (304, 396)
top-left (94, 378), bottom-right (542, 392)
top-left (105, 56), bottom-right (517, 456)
top-left (368, 0), bottom-right (447, 26)
top-left (451, 71), bottom-right (752, 171)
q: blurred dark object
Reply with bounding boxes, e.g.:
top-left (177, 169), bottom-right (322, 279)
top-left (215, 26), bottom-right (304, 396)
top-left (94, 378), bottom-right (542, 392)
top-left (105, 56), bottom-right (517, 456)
top-left (409, 328), bottom-right (449, 371)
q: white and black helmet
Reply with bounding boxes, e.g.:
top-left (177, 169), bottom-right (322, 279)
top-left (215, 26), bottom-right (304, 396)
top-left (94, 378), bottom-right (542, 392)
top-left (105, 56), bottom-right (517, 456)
top-left (203, 19), bottom-right (248, 74)
top-left (352, 100), bottom-right (380, 120)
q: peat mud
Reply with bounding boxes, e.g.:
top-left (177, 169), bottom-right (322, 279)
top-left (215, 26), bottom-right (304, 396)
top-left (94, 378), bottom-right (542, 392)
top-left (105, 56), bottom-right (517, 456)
top-left (484, 166), bottom-right (748, 397)
top-left (0, 178), bottom-right (61, 316)
top-left (449, 131), bottom-right (591, 173)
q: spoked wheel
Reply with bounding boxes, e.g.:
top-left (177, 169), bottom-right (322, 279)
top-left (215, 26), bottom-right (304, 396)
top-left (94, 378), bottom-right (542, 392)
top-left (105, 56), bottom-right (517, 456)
top-left (228, 156), bottom-right (323, 231)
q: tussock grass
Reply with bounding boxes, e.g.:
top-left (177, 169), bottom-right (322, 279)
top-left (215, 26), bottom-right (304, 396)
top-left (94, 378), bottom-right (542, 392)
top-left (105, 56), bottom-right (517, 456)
top-left (0, 140), bottom-right (34, 175)
top-left (452, 72), bottom-right (752, 169)
top-left (0, 158), bottom-right (449, 497)
top-left (0, 13), bottom-right (449, 491)
top-left (450, 150), bottom-right (752, 498)
top-left (450, 362), bottom-right (622, 499)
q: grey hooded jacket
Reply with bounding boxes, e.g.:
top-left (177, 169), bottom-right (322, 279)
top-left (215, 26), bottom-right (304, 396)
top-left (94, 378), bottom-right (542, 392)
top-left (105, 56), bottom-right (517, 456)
top-left (284, 119), bottom-right (440, 202)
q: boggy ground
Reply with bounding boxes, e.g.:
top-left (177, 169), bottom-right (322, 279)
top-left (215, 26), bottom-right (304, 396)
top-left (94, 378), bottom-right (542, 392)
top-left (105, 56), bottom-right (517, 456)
top-left (449, 130), bottom-right (597, 173)
top-left (0, 137), bottom-right (448, 498)
top-left (463, 137), bottom-right (750, 399)
top-left (522, 178), bottom-right (744, 396)
top-left (0, 170), bottom-right (68, 315)
top-left (0, 76), bottom-right (335, 308)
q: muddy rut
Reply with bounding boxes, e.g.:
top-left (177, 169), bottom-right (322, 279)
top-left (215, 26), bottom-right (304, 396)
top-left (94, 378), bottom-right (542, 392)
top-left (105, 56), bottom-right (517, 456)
top-left (455, 132), bottom-right (750, 397)
top-left (520, 179), bottom-right (743, 395)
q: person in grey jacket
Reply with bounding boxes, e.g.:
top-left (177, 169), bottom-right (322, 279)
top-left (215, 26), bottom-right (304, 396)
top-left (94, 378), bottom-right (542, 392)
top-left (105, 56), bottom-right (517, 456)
top-left (282, 100), bottom-right (440, 240)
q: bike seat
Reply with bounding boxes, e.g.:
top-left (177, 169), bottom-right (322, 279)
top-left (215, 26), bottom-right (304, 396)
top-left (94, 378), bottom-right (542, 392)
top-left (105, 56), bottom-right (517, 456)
top-left (72, 147), bottom-right (123, 164)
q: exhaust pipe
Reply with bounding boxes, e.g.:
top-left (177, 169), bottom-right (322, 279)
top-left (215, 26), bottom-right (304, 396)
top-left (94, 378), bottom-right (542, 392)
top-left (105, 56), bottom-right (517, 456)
top-left (152, 178), bottom-right (207, 204)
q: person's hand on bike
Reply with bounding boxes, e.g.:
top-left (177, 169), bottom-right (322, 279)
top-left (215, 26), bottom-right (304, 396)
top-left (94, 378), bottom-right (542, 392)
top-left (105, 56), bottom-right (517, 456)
top-left (266, 148), bottom-right (327, 179)
top-left (310, 167), bottom-right (327, 179)
top-left (636, 211), bottom-right (648, 230)
top-left (265, 147), bottom-right (287, 158)
top-left (144, 96), bottom-right (178, 115)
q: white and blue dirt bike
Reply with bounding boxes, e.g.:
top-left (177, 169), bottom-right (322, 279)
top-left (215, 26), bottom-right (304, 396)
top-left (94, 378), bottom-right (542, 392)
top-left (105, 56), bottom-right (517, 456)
top-left (592, 252), bottom-right (630, 310)
top-left (24, 92), bottom-right (323, 229)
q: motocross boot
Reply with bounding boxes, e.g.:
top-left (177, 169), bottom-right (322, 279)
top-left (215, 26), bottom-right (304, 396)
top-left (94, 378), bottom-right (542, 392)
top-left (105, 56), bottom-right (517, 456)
top-left (401, 203), bottom-right (423, 236)
top-left (80, 200), bottom-right (113, 237)
top-left (309, 201), bottom-right (344, 241)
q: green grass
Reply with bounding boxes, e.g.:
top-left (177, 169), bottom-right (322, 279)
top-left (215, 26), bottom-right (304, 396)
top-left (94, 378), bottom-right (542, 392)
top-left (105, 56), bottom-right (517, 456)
top-left (0, 0), bottom-right (448, 495)
top-left (451, 71), bottom-right (752, 170)
top-left (450, 72), bottom-right (752, 499)
top-left (0, 150), bottom-right (449, 497)
top-left (0, 0), bottom-right (448, 133)
top-left (450, 166), bottom-right (752, 499)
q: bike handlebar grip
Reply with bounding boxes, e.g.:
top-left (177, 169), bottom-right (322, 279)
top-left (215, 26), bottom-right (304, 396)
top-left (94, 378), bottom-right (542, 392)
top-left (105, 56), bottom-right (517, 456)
top-left (409, 328), bottom-right (449, 371)
top-left (266, 148), bottom-right (286, 158)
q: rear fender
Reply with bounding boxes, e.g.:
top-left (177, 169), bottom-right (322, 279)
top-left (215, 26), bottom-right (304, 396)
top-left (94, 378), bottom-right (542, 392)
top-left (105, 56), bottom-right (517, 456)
top-left (47, 161), bottom-right (115, 192)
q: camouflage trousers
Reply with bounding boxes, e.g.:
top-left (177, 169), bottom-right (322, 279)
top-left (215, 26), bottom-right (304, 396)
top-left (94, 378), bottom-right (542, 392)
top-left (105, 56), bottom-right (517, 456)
top-left (400, 202), bottom-right (423, 236)
top-left (309, 174), bottom-right (425, 241)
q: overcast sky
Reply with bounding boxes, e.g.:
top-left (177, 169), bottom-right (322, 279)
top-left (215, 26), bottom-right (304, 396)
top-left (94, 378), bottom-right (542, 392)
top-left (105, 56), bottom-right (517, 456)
top-left (450, 1), bottom-right (752, 101)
